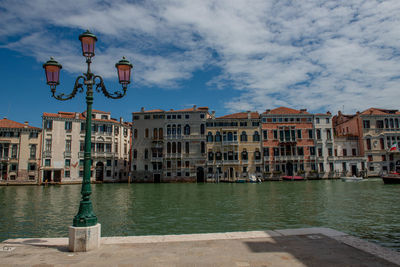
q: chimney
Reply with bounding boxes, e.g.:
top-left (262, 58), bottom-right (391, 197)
top-left (247, 111), bottom-right (251, 119)
top-left (75, 112), bottom-right (80, 119)
top-left (24, 121), bottom-right (29, 128)
top-left (140, 107), bottom-right (144, 112)
top-left (326, 111), bottom-right (331, 115)
top-left (265, 109), bottom-right (270, 114)
top-left (120, 117), bottom-right (123, 123)
top-left (300, 109), bottom-right (307, 113)
top-left (193, 105), bottom-right (197, 111)
top-left (338, 110), bottom-right (342, 115)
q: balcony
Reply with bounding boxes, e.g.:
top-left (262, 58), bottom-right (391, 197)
top-left (165, 153), bottom-right (182, 158)
top-left (92, 151), bottom-right (116, 158)
top-left (42, 151), bottom-right (52, 158)
top-left (151, 157), bottom-right (163, 162)
top-left (263, 156), bottom-right (270, 161)
top-left (151, 141), bottom-right (163, 148)
top-left (0, 156), bottom-right (10, 161)
top-left (64, 151), bottom-right (72, 158)
top-left (222, 160), bottom-right (240, 165)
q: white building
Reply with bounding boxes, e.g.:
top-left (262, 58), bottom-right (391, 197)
top-left (41, 110), bottom-right (131, 183)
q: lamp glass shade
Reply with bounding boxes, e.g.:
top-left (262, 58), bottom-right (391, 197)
top-left (80, 36), bottom-right (96, 58)
top-left (43, 58), bottom-right (62, 85)
top-left (117, 64), bottom-right (132, 84)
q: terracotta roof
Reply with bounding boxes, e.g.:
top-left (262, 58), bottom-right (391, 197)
top-left (360, 108), bottom-right (400, 115)
top-left (167, 106), bottom-right (209, 113)
top-left (264, 107), bottom-right (310, 115)
top-left (92, 109), bottom-right (110, 114)
top-left (43, 112), bottom-right (119, 123)
top-left (0, 118), bottom-right (40, 130)
top-left (132, 109), bottom-right (165, 114)
top-left (217, 112), bottom-right (259, 119)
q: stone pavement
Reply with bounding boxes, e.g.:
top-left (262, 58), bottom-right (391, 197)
top-left (1, 227), bottom-right (399, 266)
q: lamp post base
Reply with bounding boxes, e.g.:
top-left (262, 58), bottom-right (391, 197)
top-left (69, 223), bottom-right (101, 252)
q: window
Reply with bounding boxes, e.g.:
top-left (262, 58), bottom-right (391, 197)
top-left (297, 147), bottom-right (304, 156)
top-left (11, 144), bottom-right (17, 159)
top-left (329, 163), bottom-right (334, 171)
top-left (352, 148), bottom-right (356, 156)
top-left (343, 149), bottom-right (347, 156)
top-left (29, 145), bottom-right (36, 159)
top-left (134, 129), bottom-right (138, 139)
top-left (201, 142), bottom-right (205, 154)
top-left (326, 129), bottom-right (331, 140)
top-left (380, 138), bottom-right (384, 149)
top-left (310, 147), bottom-right (315, 156)
top-left (297, 129), bottom-right (302, 139)
top-left (328, 148), bottom-right (332, 156)
top-left (167, 142), bottom-right (171, 153)
top-left (316, 118), bottom-right (320, 124)
top-left (308, 129), bottom-right (313, 139)
top-left (254, 150), bottom-right (261, 160)
top-left (107, 160), bottom-right (112, 166)
top-left (342, 162), bottom-right (347, 171)
top-left (200, 124), bottom-right (205, 135)
top-left (145, 128), bottom-right (149, 138)
top-left (363, 120), bottom-right (370, 129)
top-left (319, 163), bottom-right (324, 172)
top-left (29, 132), bottom-right (38, 138)
top-left (368, 155), bottom-right (373, 161)
top-left (185, 142), bottom-right (190, 154)
top-left (376, 120), bottom-right (384, 129)
top-left (252, 131), bottom-right (260, 142)
top-left (263, 147), bottom-right (269, 157)
top-left (326, 118), bottom-right (330, 124)
top-left (185, 114), bottom-right (190, 119)
top-left (28, 163), bottom-right (36, 171)
top-left (184, 125), bottom-right (191, 135)
top-left (273, 130), bottom-right (278, 139)
top-left (382, 155), bottom-right (386, 161)
top-left (208, 152), bottom-right (214, 161)
top-left (159, 128), bottom-right (163, 139)
top-left (65, 121), bottom-right (72, 131)
top-left (200, 114), bottom-right (205, 119)
top-left (133, 149), bottom-right (137, 159)
top-left (240, 131), bottom-right (247, 142)
top-left (318, 148), bottom-right (322, 157)
top-left (144, 149), bottom-right (148, 159)
top-left (172, 142), bottom-right (176, 153)
top-left (207, 132), bottom-right (213, 142)
top-left (65, 159), bottom-right (70, 167)
top-left (366, 139), bottom-right (371, 150)
top-left (45, 159), bottom-right (51, 166)
top-left (316, 129), bottom-right (321, 139)
top-left (177, 142), bottom-right (182, 153)
top-left (124, 144), bottom-right (127, 154)
top-left (44, 120), bottom-right (52, 130)
top-left (65, 140), bottom-right (71, 152)
top-left (263, 130), bottom-right (268, 140)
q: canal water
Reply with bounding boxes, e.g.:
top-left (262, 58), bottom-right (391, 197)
top-left (0, 179), bottom-right (399, 251)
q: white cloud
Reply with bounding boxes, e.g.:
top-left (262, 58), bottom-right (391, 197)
top-left (2, 0), bottom-right (400, 114)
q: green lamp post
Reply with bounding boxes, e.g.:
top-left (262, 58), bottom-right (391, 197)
top-left (43, 30), bottom-right (133, 228)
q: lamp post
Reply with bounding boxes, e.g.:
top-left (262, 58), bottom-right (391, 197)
top-left (43, 30), bottom-right (133, 251)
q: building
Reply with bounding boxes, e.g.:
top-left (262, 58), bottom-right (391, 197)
top-left (131, 106), bottom-right (209, 182)
top-left (333, 108), bottom-right (400, 176)
top-left (0, 118), bottom-right (41, 184)
top-left (205, 111), bottom-right (262, 182)
top-left (333, 135), bottom-right (366, 176)
top-left (261, 107), bottom-right (334, 179)
top-left (41, 110), bottom-right (131, 183)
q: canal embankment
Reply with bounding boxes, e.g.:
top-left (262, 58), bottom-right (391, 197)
top-left (1, 228), bottom-right (399, 266)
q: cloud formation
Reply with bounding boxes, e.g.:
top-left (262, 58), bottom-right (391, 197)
top-left (2, 0), bottom-right (400, 114)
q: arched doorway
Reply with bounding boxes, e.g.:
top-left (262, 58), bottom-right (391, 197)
top-left (197, 167), bottom-right (205, 183)
top-left (229, 168), bottom-right (234, 180)
top-left (95, 162), bottom-right (104, 181)
top-left (286, 162), bottom-right (293, 176)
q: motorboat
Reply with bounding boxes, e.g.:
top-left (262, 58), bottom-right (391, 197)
top-left (341, 176), bottom-right (363, 182)
top-left (381, 172), bottom-right (400, 184)
top-left (249, 175), bottom-right (262, 183)
top-left (282, 175), bottom-right (304, 181)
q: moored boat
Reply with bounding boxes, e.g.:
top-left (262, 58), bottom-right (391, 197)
top-left (381, 173), bottom-right (400, 184)
top-left (282, 175), bottom-right (304, 181)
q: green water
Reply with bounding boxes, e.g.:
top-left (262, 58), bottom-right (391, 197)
top-left (0, 179), bottom-right (399, 251)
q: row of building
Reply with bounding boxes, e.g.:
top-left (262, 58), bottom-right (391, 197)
top-left (1, 106), bottom-right (400, 184)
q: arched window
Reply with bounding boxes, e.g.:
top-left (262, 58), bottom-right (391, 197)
top-left (144, 149), bottom-right (148, 159)
top-left (390, 118), bottom-right (394, 128)
top-left (396, 119), bottom-right (399, 129)
top-left (207, 132), bottom-right (213, 142)
top-left (240, 131), bottom-right (247, 142)
top-left (200, 124), bottom-right (205, 135)
top-left (133, 149), bottom-right (137, 159)
top-left (184, 124), bottom-right (191, 135)
top-left (208, 151), bottom-right (214, 161)
top-left (177, 142), bottom-right (182, 153)
top-left (253, 131), bottom-right (260, 142)
top-left (201, 142), bottom-right (205, 154)
top-left (167, 142), bottom-right (171, 153)
top-left (177, 125), bottom-right (181, 135)
top-left (227, 132), bottom-right (233, 141)
top-left (134, 129), bottom-right (138, 139)
top-left (30, 145), bottom-right (36, 158)
top-left (215, 151), bottom-right (222, 160)
top-left (385, 119), bottom-right (389, 128)
top-left (241, 150), bottom-right (248, 160)
top-left (215, 131), bottom-right (221, 142)
top-left (172, 124), bottom-right (176, 135)
top-left (254, 150), bottom-right (261, 160)
top-left (159, 128), bottom-right (163, 139)
top-left (185, 142), bottom-right (190, 154)
top-left (145, 128), bottom-right (149, 138)
top-left (172, 142), bottom-right (176, 153)
top-left (153, 128), bottom-right (158, 139)
top-left (167, 125), bottom-right (171, 135)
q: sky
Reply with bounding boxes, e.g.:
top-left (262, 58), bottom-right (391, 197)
top-left (1, 0), bottom-right (400, 127)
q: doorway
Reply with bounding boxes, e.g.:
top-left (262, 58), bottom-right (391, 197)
top-left (154, 174), bottom-right (161, 183)
top-left (96, 162), bottom-right (104, 181)
top-left (286, 162), bottom-right (293, 176)
top-left (43, 170), bottom-right (52, 182)
top-left (351, 165), bottom-right (357, 176)
top-left (197, 167), bottom-right (205, 183)
top-left (53, 170), bottom-right (61, 182)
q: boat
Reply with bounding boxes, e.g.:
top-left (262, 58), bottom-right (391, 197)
top-left (249, 175), bottom-right (262, 183)
top-left (341, 176), bottom-right (363, 182)
top-left (381, 172), bottom-right (400, 184)
top-left (282, 175), bottom-right (304, 181)
top-left (235, 178), bottom-right (246, 183)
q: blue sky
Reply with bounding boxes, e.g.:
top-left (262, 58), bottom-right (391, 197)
top-left (1, 0), bottom-right (400, 127)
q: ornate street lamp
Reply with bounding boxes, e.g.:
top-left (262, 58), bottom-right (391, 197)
top-left (43, 30), bottom-right (133, 251)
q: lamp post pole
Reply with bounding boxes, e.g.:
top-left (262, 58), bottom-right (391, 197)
top-left (43, 30), bottom-right (133, 250)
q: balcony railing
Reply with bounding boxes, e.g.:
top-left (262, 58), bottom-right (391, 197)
top-left (64, 151), bottom-right (72, 158)
top-left (0, 156), bottom-right (10, 161)
top-left (42, 151), bottom-right (52, 158)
